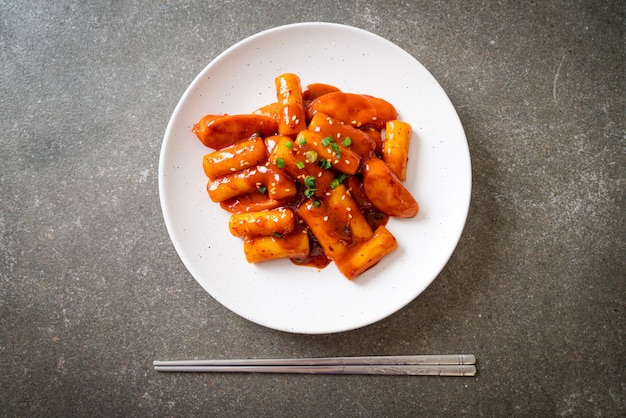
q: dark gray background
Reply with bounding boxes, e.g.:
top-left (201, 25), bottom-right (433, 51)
top-left (1, 1), bottom-right (624, 416)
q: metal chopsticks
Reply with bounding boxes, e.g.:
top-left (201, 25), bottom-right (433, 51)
top-left (153, 354), bottom-right (477, 376)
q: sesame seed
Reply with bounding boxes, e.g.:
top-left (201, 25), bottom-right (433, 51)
top-left (230, 167), bottom-right (236, 171)
top-left (291, 115), bottom-right (297, 121)
top-left (348, 214), bottom-right (353, 219)
top-left (317, 172), bottom-right (323, 178)
top-left (372, 116), bottom-right (378, 121)
top-left (314, 126), bottom-right (321, 132)
top-left (345, 160), bottom-right (350, 165)
top-left (336, 133), bottom-right (341, 138)
top-left (346, 207), bottom-right (352, 212)
top-left (323, 216), bottom-right (328, 221)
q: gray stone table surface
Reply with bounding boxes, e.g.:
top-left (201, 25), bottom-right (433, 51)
top-left (1, 1), bottom-right (624, 417)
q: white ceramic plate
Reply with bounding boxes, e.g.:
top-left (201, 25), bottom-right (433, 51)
top-left (159, 22), bottom-right (471, 334)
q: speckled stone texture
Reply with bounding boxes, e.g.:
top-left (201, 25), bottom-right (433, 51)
top-left (1, 1), bottom-right (624, 416)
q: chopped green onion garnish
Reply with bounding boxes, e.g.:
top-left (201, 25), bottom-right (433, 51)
top-left (276, 158), bottom-right (285, 168)
top-left (331, 143), bottom-right (341, 157)
top-left (304, 150), bottom-right (318, 163)
top-left (296, 161), bottom-right (305, 169)
top-left (298, 137), bottom-right (307, 146)
top-left (304, 188), bottom-right (315, 197)
top-left (318, 159), bottom-right (332, 170)
top-left (258, 185), bottom-right (267, 194)
top-left (342, 137), bottom-right (352, 147)
top-left (285, 141), bottom-right (293, 150)
top-left (272, 231), bottom-right (284, 238)
top-left (304, 176), bottom-right (316, 189)
top-left (330, 173), bottom-right (348, 189)
top-left (321, 136), bottom-right (333, 147)
top-left (312, 200), bottom-right (321, 207)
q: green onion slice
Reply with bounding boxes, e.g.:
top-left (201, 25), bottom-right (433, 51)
top-left (304, 150), bottom-right (318, 163)
top-left (321, 136), bottom-right (333, 147)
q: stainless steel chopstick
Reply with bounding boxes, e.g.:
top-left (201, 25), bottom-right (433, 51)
top-left (153, 354), bottom-right (475, 367)
top-left (153, 364), bottom-right (476, 376)
top-left (153, 354), bottom-right (477, 376)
